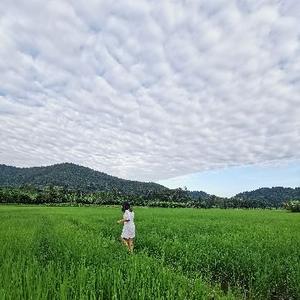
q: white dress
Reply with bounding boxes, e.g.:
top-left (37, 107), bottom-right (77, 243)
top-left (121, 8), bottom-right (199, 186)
top-left (121, 210), bottom-right (135, 239)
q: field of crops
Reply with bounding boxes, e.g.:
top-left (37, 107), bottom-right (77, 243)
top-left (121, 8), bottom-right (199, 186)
top-left (0, 206), bottom-right (299, 299)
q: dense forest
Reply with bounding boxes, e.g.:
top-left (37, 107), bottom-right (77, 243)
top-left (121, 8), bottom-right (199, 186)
top-left (235, 187), bottom-right (300, 205)
top-left (0, 163), bottom-right (299, 209)
top-left (0, 163), bottom-right (167, 194)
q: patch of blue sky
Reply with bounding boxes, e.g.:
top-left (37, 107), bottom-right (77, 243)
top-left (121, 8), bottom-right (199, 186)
top-left (158, 160), bottom-right (300, 197)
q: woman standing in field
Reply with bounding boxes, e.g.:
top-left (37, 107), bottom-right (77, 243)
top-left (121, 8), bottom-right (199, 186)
top-left (117, 202), bottom-right (135, 253)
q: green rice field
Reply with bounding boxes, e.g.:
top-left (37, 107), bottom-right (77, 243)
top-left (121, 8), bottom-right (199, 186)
top-left (0, 205), bottom-right (299, 299)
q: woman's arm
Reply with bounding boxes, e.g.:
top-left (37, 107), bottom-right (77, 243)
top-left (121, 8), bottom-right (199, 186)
top-left (117, 218), bottom-right (129, 224)
top-left (117, 211), bottom-right (130, 224)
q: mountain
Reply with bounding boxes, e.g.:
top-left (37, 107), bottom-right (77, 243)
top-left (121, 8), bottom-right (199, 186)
top-left (0, 163), bottom-right (167, 195)
top-left (234, 187), bottom-right (300, 206)
top-left (0, 163), bottom-right (298, 207)
top-left (188, 190), bottom-right (211, 200)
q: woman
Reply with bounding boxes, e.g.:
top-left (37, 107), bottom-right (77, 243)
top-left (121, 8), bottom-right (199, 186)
top-left (117, 202), bottom-right (135, 253)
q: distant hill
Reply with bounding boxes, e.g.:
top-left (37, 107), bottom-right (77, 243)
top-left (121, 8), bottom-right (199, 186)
top-left (188, 190), bottom-right (211, 200)
top-left (234, 187), bottom-right (300, 206)
top-left (0, 163), bottom-right (299, 207)
top-left (0, 163), bottom-right (167, 195)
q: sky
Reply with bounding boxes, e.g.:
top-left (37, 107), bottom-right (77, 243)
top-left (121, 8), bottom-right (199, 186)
top-left (159, 160), bottom-right (300, 197)
top-left (0, 0), bottom-right (300, 194)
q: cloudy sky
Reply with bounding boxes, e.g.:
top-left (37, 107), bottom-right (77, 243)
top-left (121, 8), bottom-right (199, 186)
top-left (0, 0), bottom-right (299, 194)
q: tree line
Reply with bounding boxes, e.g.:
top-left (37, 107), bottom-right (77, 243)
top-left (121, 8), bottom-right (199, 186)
top-left (1, 185), bottom-right (299, 210)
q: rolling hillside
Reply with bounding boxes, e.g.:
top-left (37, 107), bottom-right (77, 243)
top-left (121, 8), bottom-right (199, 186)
top-left (0, 163), bottom-right (167, 194)
top-left (234, 186), bottom-right (300, 206)
top-left (0, 163), bottom-right (298, 206)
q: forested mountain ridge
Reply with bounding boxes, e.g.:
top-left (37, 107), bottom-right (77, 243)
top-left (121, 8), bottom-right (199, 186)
top-left (0, 163), bottom-right (299, 208)
top-left (0, 163), bottom-right (167, 194)
top-left (234, 187), bottom-right (300, 207)
top-left (188, 190), bottom-right (211, 200)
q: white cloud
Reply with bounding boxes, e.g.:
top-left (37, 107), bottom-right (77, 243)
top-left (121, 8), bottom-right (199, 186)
top-left (0, 0), bottom-right (299, 181)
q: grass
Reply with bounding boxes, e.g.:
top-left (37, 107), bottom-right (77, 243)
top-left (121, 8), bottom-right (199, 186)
top-left (0, 205), bottom-right (299, 299)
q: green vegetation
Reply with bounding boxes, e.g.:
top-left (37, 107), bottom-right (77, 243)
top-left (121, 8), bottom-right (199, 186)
top-left (1, 185), bottom-right (299, 209)
top-left (234, 187), bottom-right (300, 208)
top-left (284, 200), bottom-right (300, 212)
top-left (0, 163), bottom-right (167, 194)
top-left (0, 206), bottom-right (299, 299)
top-left (1, 163), bottom-right (299, 209)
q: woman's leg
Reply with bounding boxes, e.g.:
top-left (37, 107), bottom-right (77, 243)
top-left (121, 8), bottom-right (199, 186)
top-left (121, 237), bottom-right (127, 247)
top-left (128, 238), bottom-right (134, 253)
top-left (121, 238), bottom-right (131, 251)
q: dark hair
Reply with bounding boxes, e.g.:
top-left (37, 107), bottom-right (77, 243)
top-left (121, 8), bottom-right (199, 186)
top-left (122, 202), bottom-right (132, 212)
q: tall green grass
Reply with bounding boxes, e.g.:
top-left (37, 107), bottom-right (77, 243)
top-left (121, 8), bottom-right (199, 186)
top-left (0, 206), bottom-right (299, 299)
